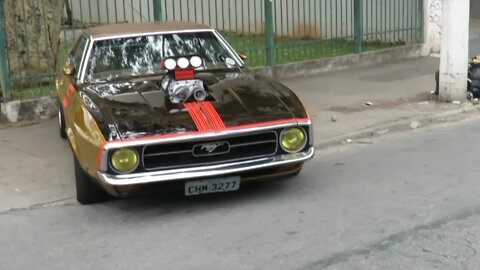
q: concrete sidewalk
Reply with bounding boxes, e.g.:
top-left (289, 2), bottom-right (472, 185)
top-left (288, 19), bottom-right (479, 146)
top-left (284, 56), bottom-right (478, 147)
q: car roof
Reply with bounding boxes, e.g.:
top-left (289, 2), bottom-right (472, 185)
top-left (84, 21), bottom-right (213, 39)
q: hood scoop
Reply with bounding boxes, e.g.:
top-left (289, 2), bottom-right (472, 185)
top-left (161, 77), bottom-right (208, 104)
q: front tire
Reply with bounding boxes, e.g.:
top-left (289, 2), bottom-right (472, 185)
top-left (58, 105), bottom-right (67, 139)
top-left (74, 155), bottom-right (110, 204)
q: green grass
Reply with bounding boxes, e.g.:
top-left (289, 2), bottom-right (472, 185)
top-left (10, 33), bottom-right (405, 100)
top-left (11, 84), bottom-right (57, 100)
top-left (57, 42), bottom-right (72, 71)
top-left (61, 18), bottom-right (98, 29)
top-left (223, 32), bottom-right (406, 66)
top-left (8, 43), bottom-right (72, 100)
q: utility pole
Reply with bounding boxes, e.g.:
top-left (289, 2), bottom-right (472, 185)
top-left (438, 0), bottom-right (470, 101)
top-left (354, 0), bottom-right (363, 53)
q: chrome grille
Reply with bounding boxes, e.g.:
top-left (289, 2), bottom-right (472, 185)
top-left (142, 131), bottom-right (278, 170)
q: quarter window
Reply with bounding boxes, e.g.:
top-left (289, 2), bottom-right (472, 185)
top-left (69, 35), bottom-right (89, 77)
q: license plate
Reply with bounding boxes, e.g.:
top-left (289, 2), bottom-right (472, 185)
top-left (185, 176), bottom-right (241, 196)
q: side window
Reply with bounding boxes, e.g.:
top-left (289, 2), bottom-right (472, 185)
top-left (68, 35), bottom-right (89, 77)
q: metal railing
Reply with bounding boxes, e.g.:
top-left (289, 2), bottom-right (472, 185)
top-left (0, 0), bottom-right (423, 100)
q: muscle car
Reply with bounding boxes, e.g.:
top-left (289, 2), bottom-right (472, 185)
top-left (56, 21), bottom-right (314, 204)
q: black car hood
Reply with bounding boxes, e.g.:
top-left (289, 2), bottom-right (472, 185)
top-left (81, 70), bottom-right (308, 140)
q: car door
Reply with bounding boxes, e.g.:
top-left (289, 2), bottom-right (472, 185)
top-left (57, 35), bottom-right (90, 125)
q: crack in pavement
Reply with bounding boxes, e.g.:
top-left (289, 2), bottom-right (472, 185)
top-left (0, 197), bottom-right (77, 215)
top-left (300, 201), bottom-right (480, 270)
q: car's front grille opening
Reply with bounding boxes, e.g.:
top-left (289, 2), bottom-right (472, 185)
top-left (142, 131), bottom-right (278, 170)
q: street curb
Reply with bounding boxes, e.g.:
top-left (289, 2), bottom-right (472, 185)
top-left (0, 95), bottom-right (58, 124)
top-left (253, 44), bottom-right (424, 80)
top-left (0, 45), bottom-right (423, 124)
top-left (315, 103), bottom-right (480, 149)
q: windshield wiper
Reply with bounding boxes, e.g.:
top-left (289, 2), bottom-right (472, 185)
top-left (196, 66), bottom-right (244, 73)
top-left (104, 72), bottom-right (168, 83)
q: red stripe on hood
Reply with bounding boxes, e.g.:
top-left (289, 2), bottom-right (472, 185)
top-left (184, 102), bottom-right (211, 131)
top-left (185, 101), bottom-right (226, 131)
top-left (198, 101), bottom-right (226, 129)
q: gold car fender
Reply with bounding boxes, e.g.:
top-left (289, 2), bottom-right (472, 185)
top-left (68, 102), bottom-right (106, 178)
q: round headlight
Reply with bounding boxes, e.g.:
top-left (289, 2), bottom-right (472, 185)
top-left (280, 127), bottom-right (307, 153)
top-left (111, 148), bottom-right (139, 174)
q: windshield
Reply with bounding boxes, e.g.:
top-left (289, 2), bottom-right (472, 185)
top-left (85, 31), bottom-right (239, 82)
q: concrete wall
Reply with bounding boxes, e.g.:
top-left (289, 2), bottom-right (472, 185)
top-left (422, 0), bottom-right (442, 55)
top-left (4, 0), bottom-right (64, 82)
top-left (422, 0), bottom-right (477, 56)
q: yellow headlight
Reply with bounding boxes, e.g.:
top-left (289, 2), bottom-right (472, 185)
top-left (111, 148), bottom-right (139, 173)
top-left (280, 127), bottom-right (307, 153)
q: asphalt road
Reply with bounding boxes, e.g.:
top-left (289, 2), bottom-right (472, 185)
top-left (3, 117), bottom-right (480, 270)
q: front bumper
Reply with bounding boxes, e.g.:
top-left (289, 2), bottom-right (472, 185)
top-left (98, 146), bottom-right (314, 186)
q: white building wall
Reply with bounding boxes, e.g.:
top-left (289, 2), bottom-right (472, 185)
top-left (422, 0), bottom-right (442, 55)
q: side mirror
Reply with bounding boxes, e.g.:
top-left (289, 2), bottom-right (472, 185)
top-left (63, 64), bottom-right (76, 76)
top-left (239, 53), bottom-right (248, 61)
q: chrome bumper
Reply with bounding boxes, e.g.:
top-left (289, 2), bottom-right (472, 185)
top-left (98, 146), bottom-right (314, 186)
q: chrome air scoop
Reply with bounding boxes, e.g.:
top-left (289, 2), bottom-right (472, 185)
top-left (161, 56), bottom-right (208, 104)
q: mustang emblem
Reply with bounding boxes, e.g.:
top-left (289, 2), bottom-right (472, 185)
top-left (193, 141), bottom-right (230, 156)
top-left (201, 143), bottom-right (221, 153)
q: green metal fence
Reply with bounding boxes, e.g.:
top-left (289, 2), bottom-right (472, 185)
top-left (161, 0), bottom-right (423, 66)
top-left (0, 0), bottom-right (423, 100)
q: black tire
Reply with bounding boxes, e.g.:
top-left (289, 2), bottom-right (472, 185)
top-left (74, 155), bottom-right (111, 204)
top-left (58, 105), bottom-right (67, 139)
